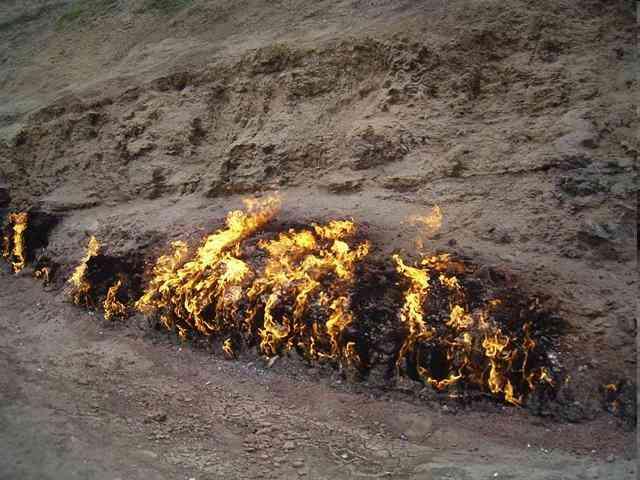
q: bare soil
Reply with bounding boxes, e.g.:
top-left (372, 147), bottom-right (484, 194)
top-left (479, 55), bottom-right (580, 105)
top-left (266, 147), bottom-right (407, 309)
top-left (0, 1), bottom-right (637, 478)
top-left (0, 271), bottom-right (636, 480)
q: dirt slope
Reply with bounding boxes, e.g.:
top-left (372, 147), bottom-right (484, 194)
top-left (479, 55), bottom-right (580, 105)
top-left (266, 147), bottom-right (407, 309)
top-left (0, 0), bottom-right (637, 478)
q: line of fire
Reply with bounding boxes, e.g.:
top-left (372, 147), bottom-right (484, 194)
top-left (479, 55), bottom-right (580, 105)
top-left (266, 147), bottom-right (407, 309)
top-left (0, 195), bottom-right (632, 417)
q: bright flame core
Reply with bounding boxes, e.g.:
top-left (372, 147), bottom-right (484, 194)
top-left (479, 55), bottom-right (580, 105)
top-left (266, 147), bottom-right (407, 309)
top-left (104, 279), bottom-right (127, 320)
top-left (393, 252), bottom-right (550, 405)
top-left (60, 198), bottom-right (555, 406)
top-left (136, 196), bottom-right (369, 368)
top-left (2, 212), bottom-right (28, 272)
top-left (67, 236), bottom-right (101, 307)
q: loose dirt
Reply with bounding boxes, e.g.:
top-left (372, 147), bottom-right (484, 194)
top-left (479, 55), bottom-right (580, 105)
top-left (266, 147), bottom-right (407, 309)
top-left (0, 272), bottom-right (636, 479)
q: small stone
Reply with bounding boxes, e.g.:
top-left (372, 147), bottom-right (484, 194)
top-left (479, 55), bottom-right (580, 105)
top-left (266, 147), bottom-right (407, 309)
top-left (292, 460), bottom-right (304, 468)
top-left (145, 411), bottom-right (167, 423)
top-left (283, 441), bottom-right (295, 450)
top-left (606, 454), bottom-right (615, 463)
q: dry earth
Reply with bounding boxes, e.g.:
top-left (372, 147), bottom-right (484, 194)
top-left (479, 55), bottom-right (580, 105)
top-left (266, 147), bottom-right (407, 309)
top-left (0, 1), bottom-right (637, 478)
top-left (0, 272), bottom-right (637, 480)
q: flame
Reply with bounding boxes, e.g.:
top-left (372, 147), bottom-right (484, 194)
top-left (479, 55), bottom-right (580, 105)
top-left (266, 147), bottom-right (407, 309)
top-left (135, 195), bottom-right (280, 335)
top-left (3, 212), bottom-right (28, 272)
top-left (394, 252), bottom-right (545, 405)
top-left (249, 220), bottom-right (369, 366)
top-left (67, 236), bottom-right (101, 307)
top-left (392, 254), bottom-right (434, 367)
top-left (409, 205), bottom-right (443, 236)
top-left (127, 199), bottom-right (555, 405)
top-left (136, 196), bottom-right (369, 369)
top-left (409, 205), bottom-right (443, 251)
top-left (222, 338), bottom-right (236, 359)
top-left (104, 279), bottom-right (127, 321)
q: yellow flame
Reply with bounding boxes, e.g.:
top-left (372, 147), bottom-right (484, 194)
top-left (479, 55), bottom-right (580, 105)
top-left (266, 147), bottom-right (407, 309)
top-left (250, 219), bottom-right (369, 365)
top-left (223, 338), bottom-right (236, 359)
top-left (393, 254), bottom-right (434, 370)
top-left (393, 252), bottom-right (543, 405)
top-left (137, 198), bottom-right (368, 369)
top-left (409, 205), bottom-right (443, 237)
top-left (67, 236), bottom-right (101, 307)
top-left (3, 212), bottom-right (28, 272)
top-left (130, 199), bottom-right (550, 405)
top-left (136, 195), bottom-right (280, 335)
top-left (447, 305), bottom-right (473, 330)
top-left (104, 279), bottom-right (127, 320)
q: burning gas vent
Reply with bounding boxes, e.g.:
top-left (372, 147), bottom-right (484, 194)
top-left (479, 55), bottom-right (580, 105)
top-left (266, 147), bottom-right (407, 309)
top-left (2, 197), bottom-right (563, 406)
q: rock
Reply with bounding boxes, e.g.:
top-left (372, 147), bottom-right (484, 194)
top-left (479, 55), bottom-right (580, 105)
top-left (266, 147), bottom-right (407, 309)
top-left (283, 440), bottom-right (295, 450)
top-left (350, 127), bottom-right (408, 170)
top-left (606, 454), bottom-right (615, 463)
top-left (145, 411), bottom-right (167, 423)
top-left (126, 138), bottom-right (155, 157)
top-left (140, 450), bottom-right (158, 459)
top-left (381, 175), bottom-right (422, 192)
top-left (558, 175), bottom-right (609, 196)
top-left (577, 220), bottom-right (617, 245)
top-left (326, 180), bottom-right (363, 194)
top-left (551, 110), bottom-right (599, 157)
top-left (481, 226), bottom-right (512, 244)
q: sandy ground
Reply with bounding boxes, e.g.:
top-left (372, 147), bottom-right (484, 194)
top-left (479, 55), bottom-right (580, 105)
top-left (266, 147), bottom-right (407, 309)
top-left (0, 270), bottom-right (636, 480)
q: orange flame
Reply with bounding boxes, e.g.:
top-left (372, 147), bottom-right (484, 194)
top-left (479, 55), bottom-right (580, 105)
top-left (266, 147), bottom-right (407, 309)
top-left (409, 205), bottom-right (443, 251)
top-left (136, 196), bottom-right (369, 369)
top-left (104, 279), bottom-right (127, 320)
top-left (249, 220), bottom-right (369, 365)
top-left (67, 236), bottom-right (101, 307)
top-left (127, 199), bottom-right (554, 405)
top-left (393, 251), bottom-right (543, 405)
top-left (3, 212), bottom-right (28, 272)
top-left (135, 195), bottom-right (280, 335)
top-left (222, 338), bottom-right (236, 359)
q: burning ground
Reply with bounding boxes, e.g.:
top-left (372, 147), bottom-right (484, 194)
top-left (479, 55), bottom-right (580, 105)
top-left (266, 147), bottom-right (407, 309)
top-left (1, 196), bottom-right (634, 425)
top-left (0, 196), bottom-right (637, 480)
